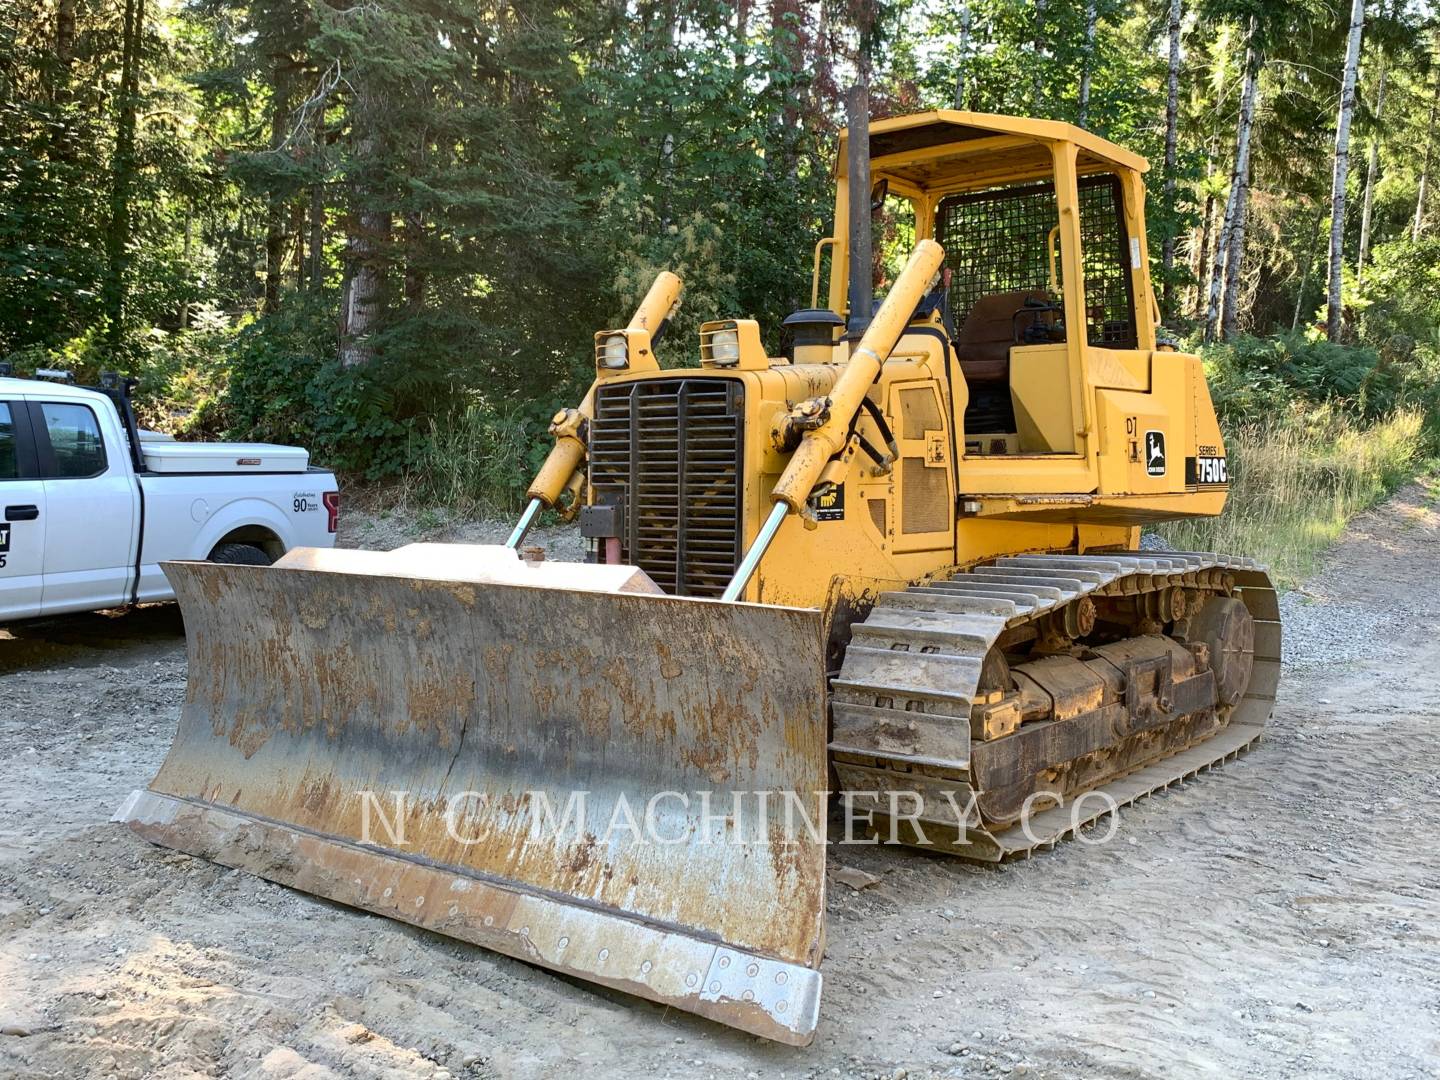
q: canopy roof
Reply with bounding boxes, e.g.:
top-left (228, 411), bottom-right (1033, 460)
top-left (838, 110), bottom-right (1149, 191)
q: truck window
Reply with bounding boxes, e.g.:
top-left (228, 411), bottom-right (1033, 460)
top-left (40, 402), bottom-right (107, 478)
top-left (0, 404), bottom-right (17, 478)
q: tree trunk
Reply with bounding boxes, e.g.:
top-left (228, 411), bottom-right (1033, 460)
top-left (339, 77), bottom-right (388, 369)
top-left (808, 0), bottom-right (831, 118)
top-left (952, 3), bottom-right (972, 110)
top-left (308, 120), bottom-right (326, 288)
top-left (734, 0), bottom-right (752, 47)
top-left (657, 6), bottom-right (679, 228)
top-left (1414, 63), bottom-right (1438, 241)
top-left (1160, 0), bottom-right (1182, 317)
top-left (854, 0), bottom-right (876, 86)
top-left (262, 218), bottom-right (284, 313)
top-left (806, 1), bottom-right (836, 180)
top-left (769, 0), bottom-right (803, 178)
top-left (1292, 210), bottom-right (1323, 332)
top-left (1356, 53), bottom-right (1386, 285)
top-left (179, 205), bottom-right (192, 329)
top-left (1032, 0), bottom-right (1048, 111)
top-left (1077, 0), bottom-right (1098, 129)
top-left (263, 55), bottom-right (297, 314)
top-left (291, 198), bottom-right (306, 290)
top-left (309, 180), bottom-right (325, 287)
top-left (1188, 140), bottom-right (1216, 318)
top-left (1218, 46), bottom-right (1261, 339)
top-left (1192, 189), bottom-right (1214, 318)
top-left (403, 210), bottom-right (425, 311)
top-left (56, 0), bottom-right (76, 73)
top-left (103, 0), bottom-right (145, 353)
top-left (340, 208), bottom-right (389, 368)
top-left (1203, 187), bottom-right (1231, 341)
top-left (45, 0), bottom-right (79, 163)
top-left (1220, 149), bottom-right (1252, 338)
top-left (1205, 28), bottom-right (1259, 343)
top-left (1326, 0), bottom-right (1365, 342)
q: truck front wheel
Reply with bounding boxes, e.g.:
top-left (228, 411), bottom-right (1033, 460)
top-left (208, 542), bottom-right (273, 567)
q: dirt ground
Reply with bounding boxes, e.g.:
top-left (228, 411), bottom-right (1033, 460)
top-left (2, 490), bottom-right (1438, 1080)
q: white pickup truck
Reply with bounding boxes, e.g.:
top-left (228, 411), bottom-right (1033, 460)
top-left (0, 373), bottom-right (338, 622)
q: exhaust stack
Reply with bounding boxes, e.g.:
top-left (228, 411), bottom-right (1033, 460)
top-left (845, 82), bottom-right (873, 336)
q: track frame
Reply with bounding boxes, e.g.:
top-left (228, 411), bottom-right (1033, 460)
top-left (830, 551), bottom-right (1280, 861)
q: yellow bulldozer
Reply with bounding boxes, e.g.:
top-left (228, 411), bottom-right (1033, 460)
top-left (116, 101), bottom-right (1279, 1047)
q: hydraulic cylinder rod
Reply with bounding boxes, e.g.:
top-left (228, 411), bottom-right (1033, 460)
top-left (721, 502), bottom-right (790, 603)
top-left (721, 238), bottom-right (944, 602)
top-left (504, 497), bottom-right (544, 550)
top-left (770, 239), bottom-right (944, 512)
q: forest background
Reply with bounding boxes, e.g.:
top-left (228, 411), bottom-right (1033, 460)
top-left (4, 0), bottom-right (1438, 576)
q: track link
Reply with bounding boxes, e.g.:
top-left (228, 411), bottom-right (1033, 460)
top-left (829, 551), bottom-right (1281, 861)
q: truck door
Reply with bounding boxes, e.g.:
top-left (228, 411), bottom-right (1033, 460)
top-left (0, 399), bottom-right (46, 620)
top-left (31, 399), bottom-right (137, 616)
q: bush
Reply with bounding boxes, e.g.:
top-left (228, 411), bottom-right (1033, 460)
top-left (1, 316), bottom-right (236, 437)
top-left (1200, 332), bottom-right (1440, 430)
top-left (130, 307), bottom-right (236, 438)
top-left (222, 296), bottom-right (411, 478)
top-left (221, 295), bottom-right (590, 482)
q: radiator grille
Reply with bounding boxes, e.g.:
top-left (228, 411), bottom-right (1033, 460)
top-left (590, 378), bottom-right (744, 597)
top-left (901, 457), bottom-right (949, 534)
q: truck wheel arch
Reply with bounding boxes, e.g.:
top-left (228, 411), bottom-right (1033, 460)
top-left (208, 526), bottom-right (284, 564)
top-left (192, 500), bottom-right (298, 564)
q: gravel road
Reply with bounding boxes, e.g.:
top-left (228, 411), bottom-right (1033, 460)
top-left (1, 487), bottom-right (1437, 1079)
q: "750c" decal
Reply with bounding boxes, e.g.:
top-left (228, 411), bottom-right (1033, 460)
top-left (1186, 455), bottom-right (1229, 485)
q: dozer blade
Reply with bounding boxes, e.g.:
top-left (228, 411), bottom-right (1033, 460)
top-left (115, 546), bottom-right (829, 1045)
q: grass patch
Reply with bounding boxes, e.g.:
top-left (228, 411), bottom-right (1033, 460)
top-left (1155, 408), bottom-right (1428, 586)
top-left (396, 405), bottom-right (548, 518)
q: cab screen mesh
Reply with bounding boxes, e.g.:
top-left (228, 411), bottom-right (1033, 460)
top-left (935, 181), bottom-right (1055, 332)
top-left (1076, 175), bottom-right (1137, 347)
top-left (934, 175), bottom-right (1136, 348)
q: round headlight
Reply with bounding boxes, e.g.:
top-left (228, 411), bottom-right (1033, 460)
top-left (709, 328), bottom-right (740, 366)
top-left (598, 333), bottom-right (629, 369)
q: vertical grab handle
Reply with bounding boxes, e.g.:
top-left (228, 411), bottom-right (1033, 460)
top-left (1047, 225), bottom-right (1061, 295)
top-left (811, 237), bottom-right (836, 309)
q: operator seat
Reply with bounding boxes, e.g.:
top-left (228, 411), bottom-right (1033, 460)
top-left (955, 289), bottom-right (1053, 435)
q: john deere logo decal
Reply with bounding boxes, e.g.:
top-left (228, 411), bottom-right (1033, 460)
top-left (812, 485), bottom-right (845, 521)
top-left (1145, 430), bottom-right (1166, 476)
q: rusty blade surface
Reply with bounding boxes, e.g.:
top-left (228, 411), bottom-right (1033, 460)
top-left (117, 560), bottom-right (829, 1044)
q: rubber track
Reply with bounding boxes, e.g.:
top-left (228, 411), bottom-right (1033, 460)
top-left (828, 551), bottom-right (1281, 861)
